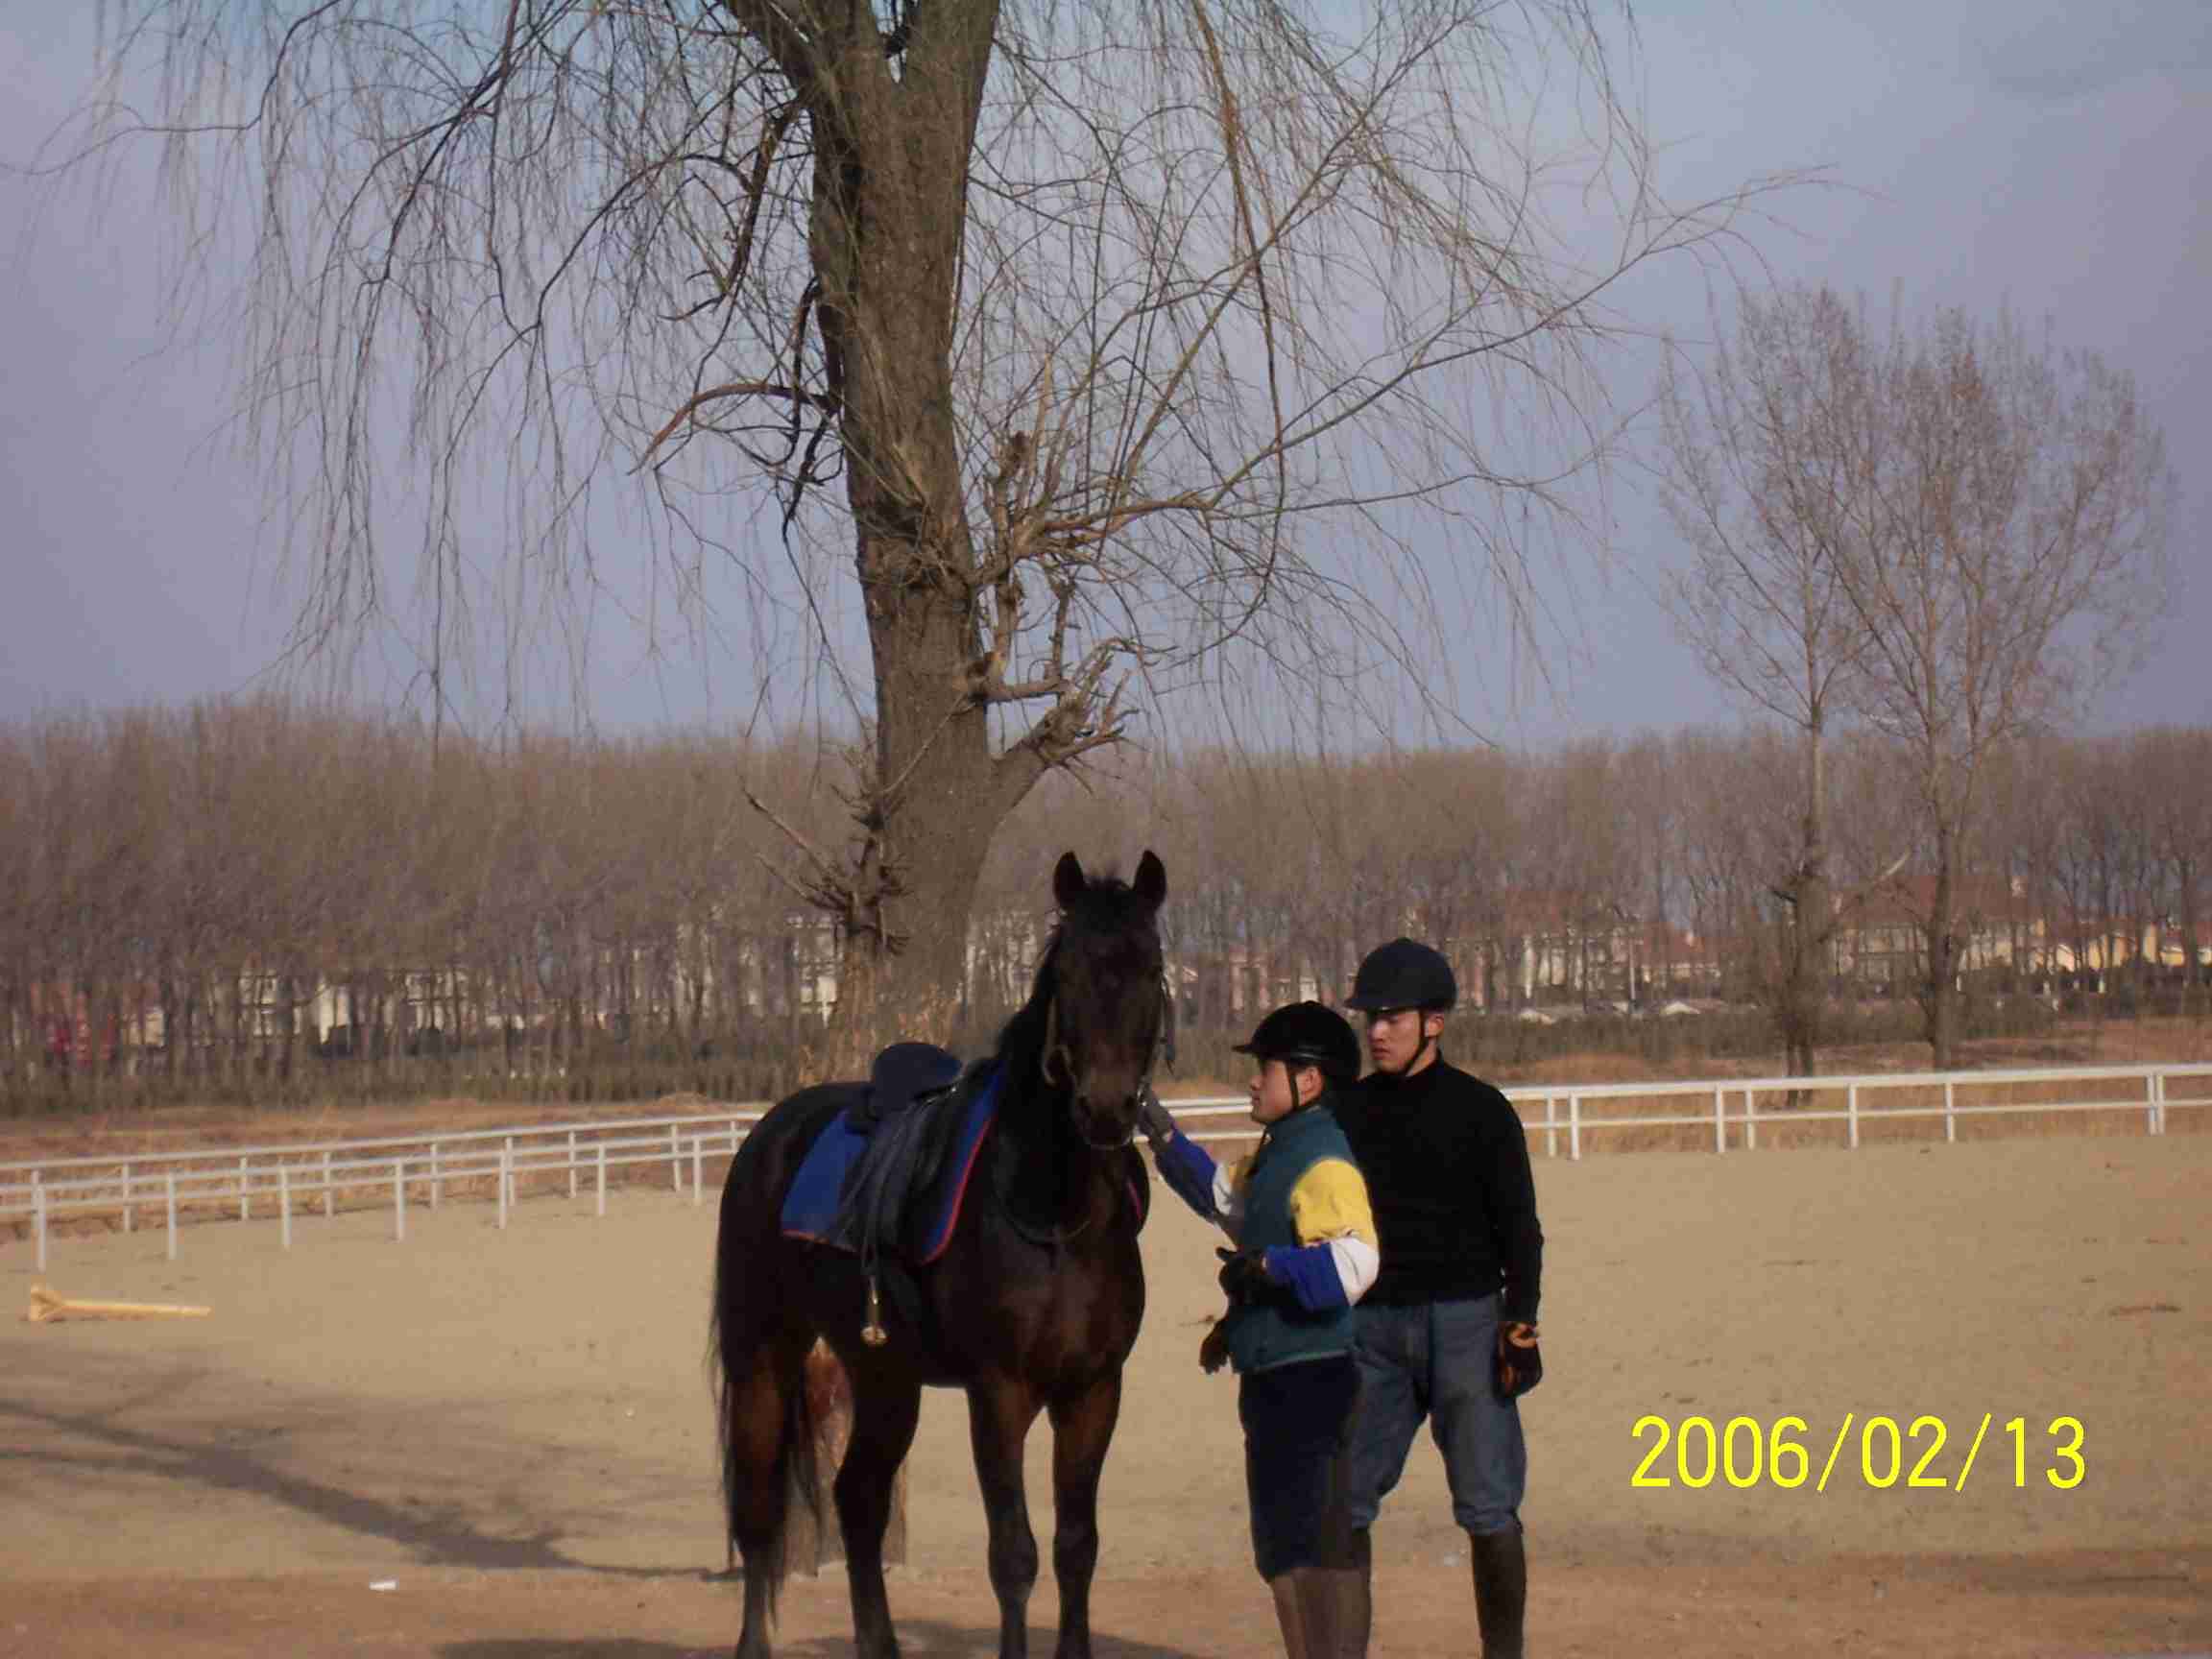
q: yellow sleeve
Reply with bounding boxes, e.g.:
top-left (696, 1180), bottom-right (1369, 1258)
top-left (1288, 1157), bottom-right (1375, 1246)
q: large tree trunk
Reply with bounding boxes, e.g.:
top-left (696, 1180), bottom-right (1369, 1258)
top-left (805, 12), bottom-right (1033, 1025)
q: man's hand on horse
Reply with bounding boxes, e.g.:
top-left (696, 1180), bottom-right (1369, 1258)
top-left (1496, 1319), bottom-right (1543, 1399)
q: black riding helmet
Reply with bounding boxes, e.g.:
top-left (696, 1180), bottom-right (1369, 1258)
top-left (1232, 1000), bottom-right (1361, 1086)
top-left (1345, 937), bottom-right (1457, 1013)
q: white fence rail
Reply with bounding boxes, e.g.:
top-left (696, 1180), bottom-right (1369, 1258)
top-left (5, 1062), bottom-right (2207, 1271)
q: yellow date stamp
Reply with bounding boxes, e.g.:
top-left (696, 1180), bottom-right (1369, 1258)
top-left (1630, 1413), bottom-right (2085, 1492)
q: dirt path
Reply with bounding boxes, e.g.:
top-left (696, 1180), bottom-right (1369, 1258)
top-left (4, 1137), bottom-right (2208, 1655)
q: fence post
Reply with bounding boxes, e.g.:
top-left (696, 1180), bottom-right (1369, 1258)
top-left (498, 1143), bottom-right (512, 1230)
top-left (1944, 1079), bottom-right (1957, 1144)
top-left (165, 1170), bottom-right (179, 1261)
top-left (1744, 1088), bottom-right (1758, 1153)
top-left (692, 1137), bottom-right (705, 1208)
top-left (2147, 1072), bottom-right (2162, 1136)
top-left (239, 1154), bottom-right (251, 1221)
top-left (324, 1150), bottom-right (334, 1219)
top-left (32, 1174), bottom-right (46, 1273)
top-left (430, 1142), bottom-right (443, 1209)
top-left (1713, 1087), bottom-right (1726, 1155)
top-left (394, 1159), bottom-right (407, 1242)
top-left (568, 1130), bottom-right (580, 1200)
top-left (1542, 1095), bottom-right (1556, 1160)
top-left (669, 1124), bottom-right (682, 1192)
top-left (1569, 1094), bottom-right (1582, 1162)
top-left (122, 1163), bottom-right (133, 1234)
top-left (279, 1165), bottom-right (292, 1251)
top-left (1847, 1083), bottom-right (1860, 1150)
top-left (596, 1142), bottom-right (607, 1218)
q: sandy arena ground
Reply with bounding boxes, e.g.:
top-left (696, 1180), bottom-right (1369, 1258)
top-left (3, 1133), bottom-right (2208, 1657)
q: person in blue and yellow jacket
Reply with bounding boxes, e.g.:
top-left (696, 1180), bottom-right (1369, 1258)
top-left (1138, 1000), bottom-right (1378, 1659)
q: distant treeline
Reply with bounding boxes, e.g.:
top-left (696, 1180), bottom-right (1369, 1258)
top-left (3, 700), bottom-right (2206, 1112)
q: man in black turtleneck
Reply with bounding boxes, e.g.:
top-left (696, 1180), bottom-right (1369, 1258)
top-left (1334, 938), bottom-right (1544, 1659)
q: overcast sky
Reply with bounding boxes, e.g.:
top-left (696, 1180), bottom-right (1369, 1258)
top-left (2, 1), bottom-right (2206, 750)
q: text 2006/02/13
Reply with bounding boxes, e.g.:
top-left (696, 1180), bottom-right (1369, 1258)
top-left (1630, 1413), bottom-right (2085, 1493)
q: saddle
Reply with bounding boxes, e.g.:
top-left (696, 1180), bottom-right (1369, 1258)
top-left (780, 1045), bottom-right (1002, 1344)
top-left (827, 1044), bottom-right (974, 1262)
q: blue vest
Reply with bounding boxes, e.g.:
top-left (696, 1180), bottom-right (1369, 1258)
top-left (1225, 1101), bottom-right (1358, 1375)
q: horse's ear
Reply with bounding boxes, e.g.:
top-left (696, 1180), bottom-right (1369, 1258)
top-left (1053, 851), bottom-right (1088, 910)
top-left (1134, 849), bottom-right (1167, 912)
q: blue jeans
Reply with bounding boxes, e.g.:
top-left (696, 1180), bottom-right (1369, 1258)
top-left (1347, 1295), bottom-right (1527, 1535)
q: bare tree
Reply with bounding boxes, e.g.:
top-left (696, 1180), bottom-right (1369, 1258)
top-left (1655, 287), bottom-right (1876, 1079)
top-left (1669, 727), bottom-right (1770, 1001)
top-left (1676, 289), bottom-right (2172, 1066)
top-left (1839, 304), bottom-right (2171, 1063)
top-left (2139, 726), bottom-right (2212, 1010)
top-left (44, 1), bottom-right (1779, 1014)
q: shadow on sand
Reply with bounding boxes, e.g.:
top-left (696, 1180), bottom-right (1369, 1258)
top-left (0, 1380), bottom-right (688, 1578)
top-left (440, 1624), bottom-right (1213, 1659)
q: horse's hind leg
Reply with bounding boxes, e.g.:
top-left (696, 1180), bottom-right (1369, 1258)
top-left (968, 1375), bottom-right (1046, 1659)
top-left (836, 1365), bottom-right (924, 1659)
top-left (1046, 1370), bottom-right (1122, 1659)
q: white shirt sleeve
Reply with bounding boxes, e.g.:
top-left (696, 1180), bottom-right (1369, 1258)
top-left (1326, 1234), bottom-right (1381, 1304)
top-left (1215, 1157), bottom-right (1245, 1239)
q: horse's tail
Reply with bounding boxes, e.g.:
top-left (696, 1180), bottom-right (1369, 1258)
top-left (709, 1135), bottom-right (824, 1616)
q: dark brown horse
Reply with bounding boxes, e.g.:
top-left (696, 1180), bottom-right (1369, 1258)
top-left (711, 850), bottom-right (1169, 1659)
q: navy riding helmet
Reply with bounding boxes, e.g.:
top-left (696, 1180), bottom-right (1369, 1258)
top-left (1344, 937), bottom-right (1457, 1014)
top-left (1232, 1000), bottom-right (1361, 1085)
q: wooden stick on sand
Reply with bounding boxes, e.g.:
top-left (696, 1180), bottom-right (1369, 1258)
top-left (25, 1283), bottom-right (212, 1324)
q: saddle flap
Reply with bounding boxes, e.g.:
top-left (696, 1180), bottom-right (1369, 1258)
top-left (781, 1067), bottom-right (1000, 1264)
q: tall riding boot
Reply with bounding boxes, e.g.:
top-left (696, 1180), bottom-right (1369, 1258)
top-left (1468, 1527), bottom-right (1527, 1659)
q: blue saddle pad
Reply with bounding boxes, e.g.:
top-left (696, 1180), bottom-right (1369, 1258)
top-left (780, 1067), bottom-right (1000, 1264)
top-left (780, 1111), bottom-right (871, 1243)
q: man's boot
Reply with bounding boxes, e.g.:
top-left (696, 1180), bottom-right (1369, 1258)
top-left (1468, 1527), bottom-right (1527, 1659)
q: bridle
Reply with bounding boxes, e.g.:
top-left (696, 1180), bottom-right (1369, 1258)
top-left (1037, 972), bottom-right (1176, 1143)
top-left (1002, 971), bottom-right (1174, 1246)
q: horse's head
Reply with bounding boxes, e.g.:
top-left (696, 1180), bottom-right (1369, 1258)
top-left (1040, 849), bottom-right (1170, 1152)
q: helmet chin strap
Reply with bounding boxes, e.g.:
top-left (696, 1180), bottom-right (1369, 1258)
top-left (1382, 1013), bottom-right (1437, 1078)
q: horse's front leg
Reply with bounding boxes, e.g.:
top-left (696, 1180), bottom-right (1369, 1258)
top-left (836, 1367), bottom-right (924, 1659)
top-left (969, 1374), bottom-right (1046, 1658)
top-left (1046, 1368), bottom-right (1123, 1659)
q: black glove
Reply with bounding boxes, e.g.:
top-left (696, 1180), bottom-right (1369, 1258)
top-left (1136, 1087), bottom-right (1177, 1148)
top-left (1198, 1319), bottom-right (1233, 1375)
top-left (1496, 1320), bottom-right (1543, 1399)
top-left (1215, 1246), bottom-right (1281, 1305)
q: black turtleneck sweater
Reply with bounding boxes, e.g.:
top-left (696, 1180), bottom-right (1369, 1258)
top-left (1335, 1053), bottom-right (1543, 1322)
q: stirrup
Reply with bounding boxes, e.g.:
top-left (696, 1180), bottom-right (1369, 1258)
top-left (860, 1274), bottom-right (888, 1347)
